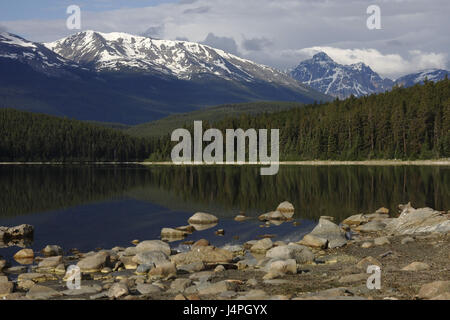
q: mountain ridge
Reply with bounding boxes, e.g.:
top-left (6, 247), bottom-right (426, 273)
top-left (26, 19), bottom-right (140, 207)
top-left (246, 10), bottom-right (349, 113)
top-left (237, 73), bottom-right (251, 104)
top-left (290, 52), bottom-right (449, 99)
top-left (0, 31), bottom-right (330, 124)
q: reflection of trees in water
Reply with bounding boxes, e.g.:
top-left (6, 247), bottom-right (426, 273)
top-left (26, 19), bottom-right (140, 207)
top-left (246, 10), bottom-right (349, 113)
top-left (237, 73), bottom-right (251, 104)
top-left (0, 165), bottom-right (449, 221)
top-left (142, 166), bottom-right (450, 220)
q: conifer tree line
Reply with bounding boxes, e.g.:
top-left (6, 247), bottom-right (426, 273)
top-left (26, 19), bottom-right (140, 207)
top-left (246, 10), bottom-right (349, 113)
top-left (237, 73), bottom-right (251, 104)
top-left (149, 78), bottom-right (450, 161)
top-left (0, 78), bottom-right (449, 162)
top-left (0, 109), bottom-right (151, 161)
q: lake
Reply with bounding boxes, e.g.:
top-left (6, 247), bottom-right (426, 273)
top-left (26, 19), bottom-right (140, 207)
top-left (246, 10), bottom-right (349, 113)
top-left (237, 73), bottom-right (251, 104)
top-left (1, 165), bottom-right (449, 262)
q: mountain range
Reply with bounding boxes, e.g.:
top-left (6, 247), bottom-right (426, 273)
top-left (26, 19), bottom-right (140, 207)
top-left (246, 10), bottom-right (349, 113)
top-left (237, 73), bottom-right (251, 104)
top-left (290, 52), bottom-right (449, 99)
top-left (0, 31), bottom-right (329, 125)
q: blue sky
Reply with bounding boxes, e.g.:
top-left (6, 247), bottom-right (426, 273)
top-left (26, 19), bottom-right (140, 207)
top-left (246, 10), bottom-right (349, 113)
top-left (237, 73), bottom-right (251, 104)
top-left (0, 0), bottom-right (177, 21)
top-left (0, 0), bottom-right (448, 78)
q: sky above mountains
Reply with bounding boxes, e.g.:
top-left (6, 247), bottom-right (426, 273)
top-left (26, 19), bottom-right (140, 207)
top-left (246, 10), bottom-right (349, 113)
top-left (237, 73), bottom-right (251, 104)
top-left (1, 0), bottom-right (449, 79)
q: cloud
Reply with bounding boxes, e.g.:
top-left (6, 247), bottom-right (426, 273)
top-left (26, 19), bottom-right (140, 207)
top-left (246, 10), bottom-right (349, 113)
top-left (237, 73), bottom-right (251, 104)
top-left (201, 33), bottom-right (239, 55)
top-left (141, 25), bottom-right (165, 39)
top-left (0, 0), bottom-right (448, 78)
top-left (242, 37), bottom-right (272, 51)
top-left (183, 6), bottom-right (210, 14)
top-left (0, 24), bottom-right (8, 32)
top-left (294, 47), bottom-right (448, 79)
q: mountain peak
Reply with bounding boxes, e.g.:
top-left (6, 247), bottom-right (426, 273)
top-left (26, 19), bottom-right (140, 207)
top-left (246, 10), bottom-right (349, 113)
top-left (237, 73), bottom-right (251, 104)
top-left (290, 53), bottom-right (392, 99)
top-left (312, 52), bottom-right (333, 62)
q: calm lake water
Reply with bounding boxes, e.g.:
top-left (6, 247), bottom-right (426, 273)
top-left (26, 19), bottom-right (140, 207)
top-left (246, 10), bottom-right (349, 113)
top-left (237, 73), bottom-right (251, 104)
top-left (1, 165), bottom-right (449, 261)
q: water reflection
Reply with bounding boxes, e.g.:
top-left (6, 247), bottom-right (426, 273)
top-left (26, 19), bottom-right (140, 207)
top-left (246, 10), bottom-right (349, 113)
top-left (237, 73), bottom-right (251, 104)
top-left (1, 165), bottom-right (449, 221)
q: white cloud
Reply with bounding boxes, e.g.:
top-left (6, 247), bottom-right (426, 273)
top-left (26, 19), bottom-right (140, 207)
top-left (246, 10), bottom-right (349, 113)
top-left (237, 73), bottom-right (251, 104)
top-left (1, 0), bottom-right (449, 78)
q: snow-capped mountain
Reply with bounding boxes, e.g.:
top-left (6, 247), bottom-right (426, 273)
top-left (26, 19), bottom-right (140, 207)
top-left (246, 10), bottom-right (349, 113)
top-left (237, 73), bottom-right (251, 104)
top-left (290, 52), bottom-right (393, 99)
top-left (0, 32), bottom-right (80, 77)
top-left (394, 69), bottom-right (449, 87)
top-left (0, 31), bottom-right (330, 124)
top-left (45, 31), bottom-right (306, 89)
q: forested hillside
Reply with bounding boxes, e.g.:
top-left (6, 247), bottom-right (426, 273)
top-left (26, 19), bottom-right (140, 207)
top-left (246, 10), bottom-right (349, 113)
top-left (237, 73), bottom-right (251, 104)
top-left (1, 79), bottom-right (448, 162)
top-left (148, 78), bottom-right (450, 161)
top-left (0, 109), bottom-right (151, 161)
top-left (127, 101), bottom-right (303, 138)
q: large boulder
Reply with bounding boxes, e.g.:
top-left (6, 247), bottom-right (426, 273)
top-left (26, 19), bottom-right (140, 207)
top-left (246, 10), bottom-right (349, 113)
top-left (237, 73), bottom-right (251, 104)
top-left (42, 245), bottom-right (63, 257)
top-left (298, 234), bottom-right (328, 248)
top-left (170, 246), bottom-right (233, 265)
top-left (135, 240), bottom-right (171, 256)
top-left (307, 217), bottom-right (347, 249)
top-left (385, 206), bottom-right (450, 235)
top-left (266, 243), bottom-right (314, 264)
top-left (13, 248), bottom-right (34, 261)
top-left (188, 212), bottom-right (219, 225)
top-left (276, 201), bottom-right (295, 219)
top-left (77, 251), bottom-right (110, 272)
top-left (161, 228), bottom-right (187, 240)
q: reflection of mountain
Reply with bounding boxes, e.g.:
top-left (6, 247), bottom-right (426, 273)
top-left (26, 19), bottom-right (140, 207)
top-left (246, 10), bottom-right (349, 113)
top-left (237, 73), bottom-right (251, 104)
top-left (0, 165), bottom-right (449, 221)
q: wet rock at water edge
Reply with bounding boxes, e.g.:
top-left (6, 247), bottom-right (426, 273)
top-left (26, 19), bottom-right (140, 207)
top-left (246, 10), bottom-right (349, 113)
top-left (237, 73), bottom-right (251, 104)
top-left (161, 228), bottom-right (187, 240)
top-left (234, 215), bottom-right (250, 222)
top-left (307, 217), bottom-right (347, 249)
top-left (42, 245), bottom-right (63, 257)
top-left (276, 201), bottom-right (295, 219)
top-left (299, 234), bottom-right (328, 248)
top-left (0, 224), bottom-right (34, 241)
top-left (13, 248), bottom-right (34, 264)
top-left (188, 212), bottom-right (219, 225)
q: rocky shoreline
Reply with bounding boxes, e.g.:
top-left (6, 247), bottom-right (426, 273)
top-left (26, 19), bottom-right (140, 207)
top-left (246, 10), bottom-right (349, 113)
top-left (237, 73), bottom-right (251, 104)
top-left (1, 202), bottom-right (449, 300)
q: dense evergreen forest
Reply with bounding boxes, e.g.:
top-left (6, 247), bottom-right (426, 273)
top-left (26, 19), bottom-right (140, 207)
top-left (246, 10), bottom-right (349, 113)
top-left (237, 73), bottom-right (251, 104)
top-left (0, 109), bottom-right (151, 161)
top-left (0, 79), bottom-right (449, 161)
top-left (149, 78), bottom-right (450, 160)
